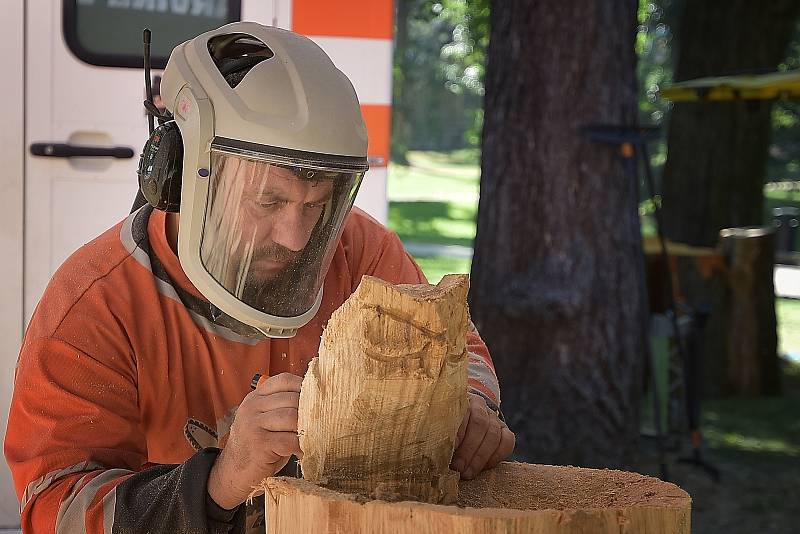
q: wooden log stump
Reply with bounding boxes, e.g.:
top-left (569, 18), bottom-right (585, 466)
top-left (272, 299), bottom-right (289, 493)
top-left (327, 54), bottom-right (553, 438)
top-left (298, 274), bottom-right (470, 504)
top-left (265, 462), bottom-right (691, 533)
top-left (275, 276), bottom-right (690, 533)
top-left (718, 226), bottom-right (780, 396)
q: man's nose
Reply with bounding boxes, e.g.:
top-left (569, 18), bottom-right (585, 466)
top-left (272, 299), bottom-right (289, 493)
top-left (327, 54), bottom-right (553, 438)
top-left (271, 205), bottom-right (311, 252)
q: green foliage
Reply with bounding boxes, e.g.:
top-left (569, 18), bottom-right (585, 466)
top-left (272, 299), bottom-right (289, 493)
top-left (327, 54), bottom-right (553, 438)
top-left (635, 0), bottom-right (682, 187)
top-left (637, 0), bottom-right (677, 127)
top-left (391, 0), bottom-right (488, 158)
top-left (438, 0), bottom-right (488, 95)
top-left (770, 22), bottom-right (800, 183)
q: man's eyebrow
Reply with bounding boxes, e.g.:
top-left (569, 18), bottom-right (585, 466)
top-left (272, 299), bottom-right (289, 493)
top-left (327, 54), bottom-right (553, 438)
top-left (252, 188), bottom-right (279, 197)
top-left (249, 183), bottom-right (286, 197)
top-left (307, 188), bottom-right (334, 203)
top-left (248, 190), bottom-right (288, 203)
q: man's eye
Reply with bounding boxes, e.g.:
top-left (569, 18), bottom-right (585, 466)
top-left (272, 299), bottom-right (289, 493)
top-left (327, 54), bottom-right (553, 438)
top-left (305, 202), bottom-right (325, 210)
top-left (254, 199), bottom-right (280, 209)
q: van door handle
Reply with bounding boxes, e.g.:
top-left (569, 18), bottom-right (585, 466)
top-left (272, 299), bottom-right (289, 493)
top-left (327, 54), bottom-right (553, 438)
top-left (29, 143), bottom-right (135, 159)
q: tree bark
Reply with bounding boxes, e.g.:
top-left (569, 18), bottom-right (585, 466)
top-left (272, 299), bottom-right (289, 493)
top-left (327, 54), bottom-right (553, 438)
top-left (470, 1), bottom-right (644, 467)
top-left (266, 463), bottom-right (691, 533)
top-left (662, 0), bottom-right (800, 246)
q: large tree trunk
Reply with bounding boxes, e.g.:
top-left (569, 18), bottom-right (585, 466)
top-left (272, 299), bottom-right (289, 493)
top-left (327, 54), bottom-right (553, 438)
top-left (469, 1), bottom-right (645, 467)
top-left (662, 0), bottom-right (800, 247)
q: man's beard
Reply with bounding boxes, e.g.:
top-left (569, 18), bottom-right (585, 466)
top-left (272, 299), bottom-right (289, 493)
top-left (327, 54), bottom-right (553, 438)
top-left (240, 243), bottom-right (320, 317)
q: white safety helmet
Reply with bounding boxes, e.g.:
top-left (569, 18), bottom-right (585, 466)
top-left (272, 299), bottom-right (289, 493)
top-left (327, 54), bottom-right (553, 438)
top-left (158, 22), bottom-right (369, 338)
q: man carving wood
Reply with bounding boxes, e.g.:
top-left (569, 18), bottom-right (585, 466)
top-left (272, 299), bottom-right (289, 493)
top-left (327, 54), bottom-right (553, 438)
top-left (298, 274), bottom-right (496, 504)
top-left (5, 22), bottom-right (514, 534)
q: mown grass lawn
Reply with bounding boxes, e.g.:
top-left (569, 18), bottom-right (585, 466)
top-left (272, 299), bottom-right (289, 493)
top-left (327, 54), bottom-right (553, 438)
top-left (777, 297), bottom-right (800, 358)
top-left (388, 150), bottom-right (479, 283)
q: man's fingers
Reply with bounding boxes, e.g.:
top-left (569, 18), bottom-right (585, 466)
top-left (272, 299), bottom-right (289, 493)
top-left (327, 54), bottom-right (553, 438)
top-left (254, 407), bottom-right (299, 432)
top-left (249, 392), bottom-right (301, 413)
top-left (454, 402), bottom-right (470, 450)
top-left (255, 372), bottom-right (303, 395)
top-left (463, 419), bottom-right (502, 479)
top-left (451, 404), bottom-right (489, 474)
top-left (261, 431), bottom-right (303, 458)
top-left (485, 426), bottom-right (516, 469)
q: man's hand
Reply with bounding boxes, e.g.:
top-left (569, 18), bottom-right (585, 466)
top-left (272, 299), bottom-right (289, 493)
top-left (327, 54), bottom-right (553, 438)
top-left (207, 373), bottom-right (303, 509)
top-left (450, 393), bottom-right (515, 480)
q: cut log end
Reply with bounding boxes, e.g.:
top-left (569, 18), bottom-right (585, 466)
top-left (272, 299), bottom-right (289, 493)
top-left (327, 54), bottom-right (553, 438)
top-left (265, 462), bottom-right (691, 533)
top-left (456, 463), bottom-right (689, 510)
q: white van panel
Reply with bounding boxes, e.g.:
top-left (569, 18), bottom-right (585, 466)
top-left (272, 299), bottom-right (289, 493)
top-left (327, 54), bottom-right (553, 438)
top-left (0, 1), bottom-right (25, 526)
top-left (309, 37), bottom-right (393, 106)
top-left (24, 0), bottom-right (147, 323)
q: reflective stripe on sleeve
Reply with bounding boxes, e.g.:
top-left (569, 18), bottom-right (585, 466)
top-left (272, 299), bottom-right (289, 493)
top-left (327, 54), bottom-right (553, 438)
top-left (55, 468), bottom-right (132, 534)
top-left (467, 352), bottom-right (501, 407)
top-left (102, 486), bottom-right (117, 534)
top-left (20, 461), bottom-right (105, 513)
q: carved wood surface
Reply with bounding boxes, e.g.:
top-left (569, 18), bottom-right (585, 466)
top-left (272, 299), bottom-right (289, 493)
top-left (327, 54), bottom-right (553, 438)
top-left (297, 274), bottom-right (470, 504)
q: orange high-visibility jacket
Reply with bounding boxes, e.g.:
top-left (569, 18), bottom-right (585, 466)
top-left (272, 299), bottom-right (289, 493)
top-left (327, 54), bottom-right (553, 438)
top-left (5, 206), bottom-right (500, 533)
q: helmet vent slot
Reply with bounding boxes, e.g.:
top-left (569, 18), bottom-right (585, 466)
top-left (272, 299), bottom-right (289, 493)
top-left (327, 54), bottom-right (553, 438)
top-left (208, 33), bottom-right (274, 88)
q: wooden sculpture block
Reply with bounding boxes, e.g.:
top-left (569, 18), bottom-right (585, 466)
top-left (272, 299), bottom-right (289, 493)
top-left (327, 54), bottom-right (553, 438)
top-left (297, 274), bottom-right (470, 504)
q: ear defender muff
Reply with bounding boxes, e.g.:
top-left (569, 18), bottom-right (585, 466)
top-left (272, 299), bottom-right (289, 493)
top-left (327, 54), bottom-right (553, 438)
top-left (137, 121), bottom-right (184, 212)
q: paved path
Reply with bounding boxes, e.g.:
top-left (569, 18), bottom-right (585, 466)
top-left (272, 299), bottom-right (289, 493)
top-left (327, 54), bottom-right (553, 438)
top-left (403, 242), bottom-right (473, 259)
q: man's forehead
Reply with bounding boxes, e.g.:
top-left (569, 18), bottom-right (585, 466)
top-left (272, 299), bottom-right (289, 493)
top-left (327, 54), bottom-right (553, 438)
top-left (240, 163), bottom-right (333, 194)
top-left (262, 163), bottom-right (300, 180)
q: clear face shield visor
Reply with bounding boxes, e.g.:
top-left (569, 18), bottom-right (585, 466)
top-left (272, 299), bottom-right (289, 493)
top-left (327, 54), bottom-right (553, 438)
top-left (199, 147), bottom-right (364, 320)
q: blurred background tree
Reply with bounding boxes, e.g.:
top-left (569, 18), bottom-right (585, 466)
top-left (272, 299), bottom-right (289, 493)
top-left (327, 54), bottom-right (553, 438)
top-left (391, 0), bottom-right (488, 163)
top-left (770, 25), bottom-right (800, 184)
top-left (661, 0), bottom-right (800, 247)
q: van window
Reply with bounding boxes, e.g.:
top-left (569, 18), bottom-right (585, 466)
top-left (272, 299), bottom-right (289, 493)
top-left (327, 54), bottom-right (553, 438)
top-left (64, 0), bottom-right (242, 69)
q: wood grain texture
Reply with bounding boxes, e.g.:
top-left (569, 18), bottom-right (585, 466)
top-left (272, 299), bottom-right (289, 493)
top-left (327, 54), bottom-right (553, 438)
top-left (265, 462), bottom-right (691, 534)
top-left (297, 274), bottom-right (470, 504)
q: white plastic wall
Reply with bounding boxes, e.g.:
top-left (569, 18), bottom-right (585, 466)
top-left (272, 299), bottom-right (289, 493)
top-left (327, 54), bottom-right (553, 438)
top-left (0, 2), bottom-right (25, 526)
